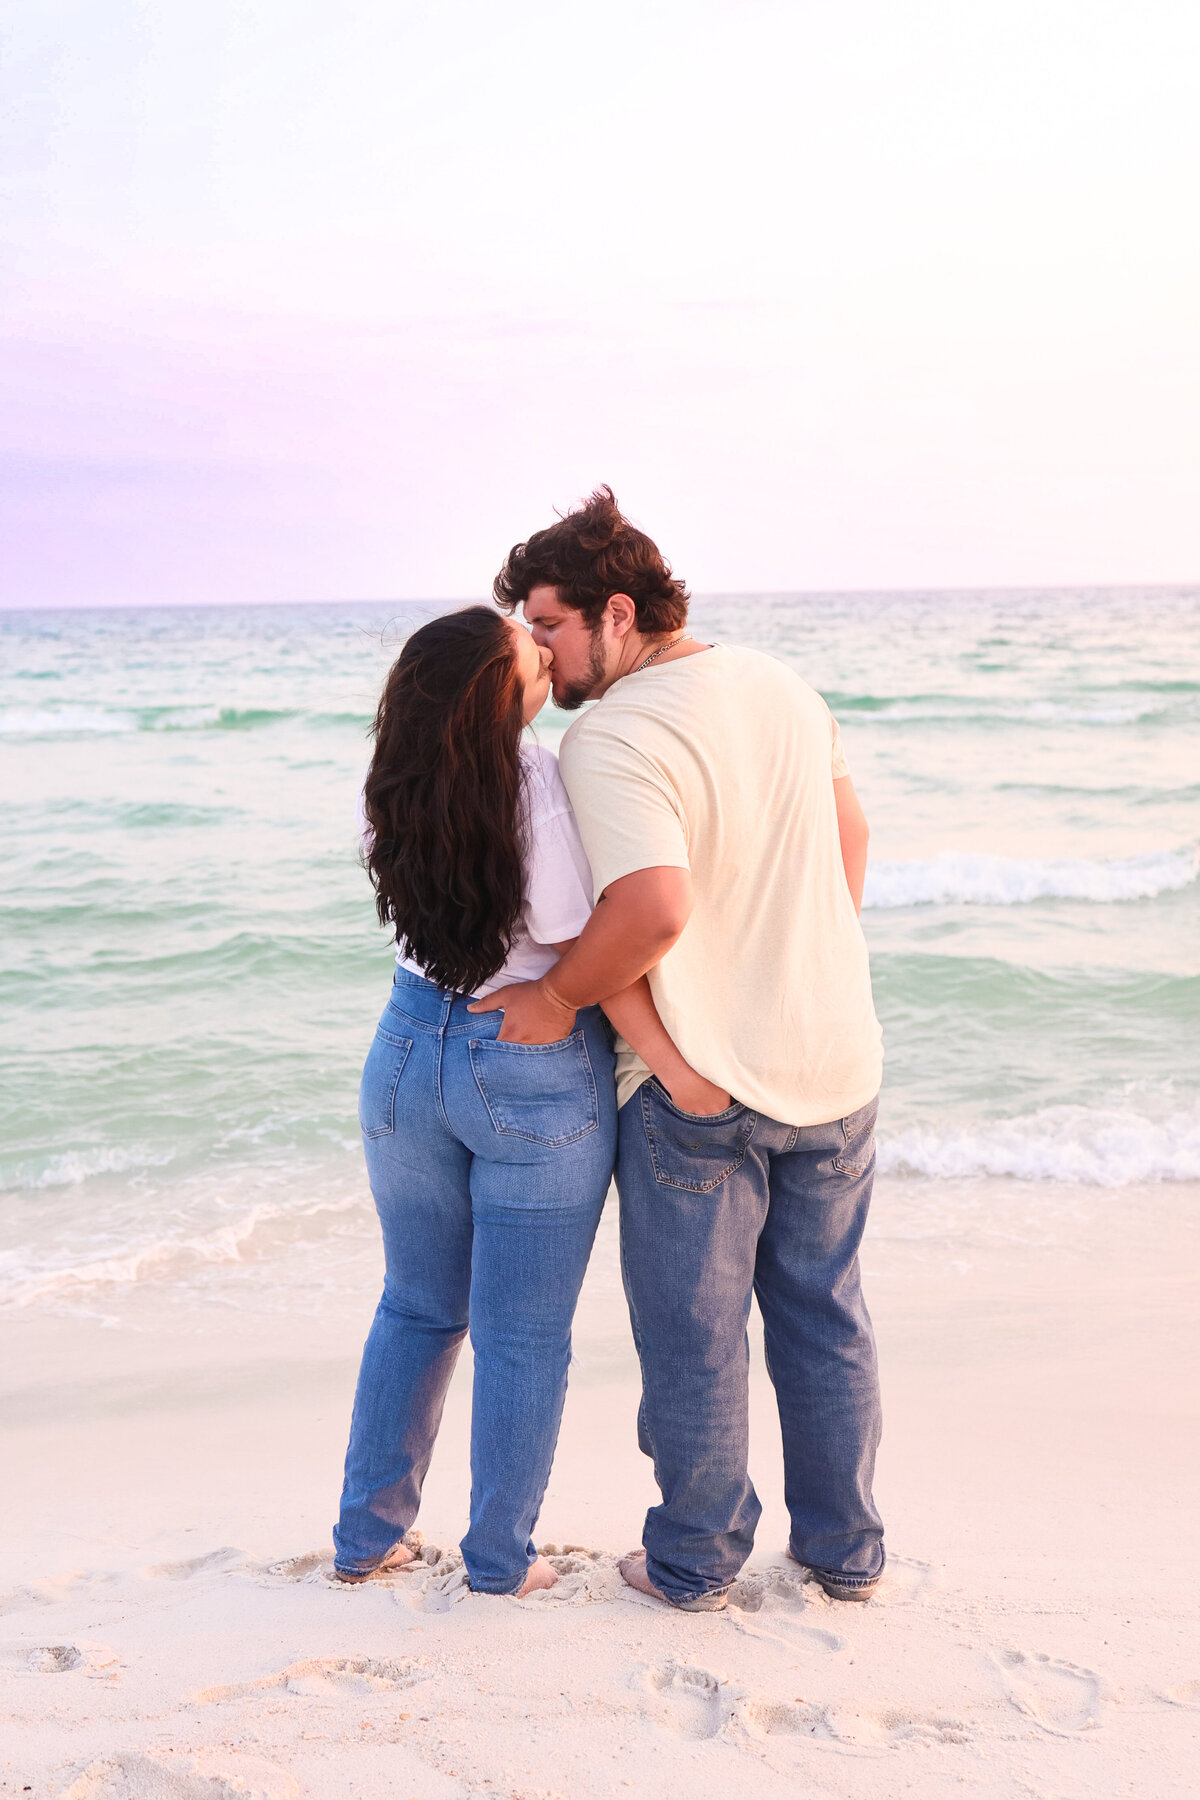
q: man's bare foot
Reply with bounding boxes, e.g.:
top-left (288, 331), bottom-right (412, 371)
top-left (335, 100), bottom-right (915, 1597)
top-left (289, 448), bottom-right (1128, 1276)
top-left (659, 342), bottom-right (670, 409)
top-left (328, 1543), bottom-right (417, 1584)
top-left (513, 1555), bottom-right (559, 1597)
top-left (619, 1548), bottom-right (730, 1611)
top-left (618, 1549), bottom-right (668, 1602)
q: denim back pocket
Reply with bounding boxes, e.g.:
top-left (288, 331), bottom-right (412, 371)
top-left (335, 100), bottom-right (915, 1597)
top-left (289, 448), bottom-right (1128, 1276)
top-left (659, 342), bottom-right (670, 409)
top-left (641, 1078), bottom-right (754, 1193)
top-left (469, 1031), bottom-right (598, 1147)
top-left (359, 1028), bottom-right (414, 1139)
top-left (832, 1097), bottom-right (879, 1176)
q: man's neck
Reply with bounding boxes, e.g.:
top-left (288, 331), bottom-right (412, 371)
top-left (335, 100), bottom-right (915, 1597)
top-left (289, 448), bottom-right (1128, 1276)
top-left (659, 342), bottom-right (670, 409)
top-left (600, 630), bottom-right (709, 696)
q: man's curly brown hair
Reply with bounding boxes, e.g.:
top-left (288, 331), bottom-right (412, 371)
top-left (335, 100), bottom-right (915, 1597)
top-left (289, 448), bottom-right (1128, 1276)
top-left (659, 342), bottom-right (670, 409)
top-left (493, 486), bottom-right (689, 634)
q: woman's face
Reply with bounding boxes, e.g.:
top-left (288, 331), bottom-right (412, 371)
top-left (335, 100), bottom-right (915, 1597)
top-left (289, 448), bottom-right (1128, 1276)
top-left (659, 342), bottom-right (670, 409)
top-left (508, 617), bottom-right (554, 723)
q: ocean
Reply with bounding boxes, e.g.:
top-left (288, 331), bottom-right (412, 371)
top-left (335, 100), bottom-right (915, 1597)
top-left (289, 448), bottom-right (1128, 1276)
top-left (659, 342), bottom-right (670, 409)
top-left (2, 590), bottom-right (1198, 1333)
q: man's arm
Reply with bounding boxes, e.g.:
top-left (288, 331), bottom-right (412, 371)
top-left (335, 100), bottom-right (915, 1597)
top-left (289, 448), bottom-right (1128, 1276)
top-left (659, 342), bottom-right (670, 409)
top-left (601, 976), bottom-right (730, 1115)
top-left (468, 865), bottom-right (692, 1043)
top-left (834, 775), bottom-right (869, 914)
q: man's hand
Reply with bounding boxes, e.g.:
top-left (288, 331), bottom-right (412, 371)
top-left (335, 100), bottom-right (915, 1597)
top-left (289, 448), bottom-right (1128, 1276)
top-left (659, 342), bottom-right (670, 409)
top-left (467, 978), bottom-right (577, 1044)
top-left (664, 1072), bottom-right (733, 1116)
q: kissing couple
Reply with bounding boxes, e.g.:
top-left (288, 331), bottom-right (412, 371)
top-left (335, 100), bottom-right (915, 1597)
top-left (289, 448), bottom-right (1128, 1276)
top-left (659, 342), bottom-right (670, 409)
top-left (332, 489), bottom-right (885, 1611)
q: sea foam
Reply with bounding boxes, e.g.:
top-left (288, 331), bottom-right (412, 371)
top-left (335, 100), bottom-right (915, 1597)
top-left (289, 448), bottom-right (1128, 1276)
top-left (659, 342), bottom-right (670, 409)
top-left (878, 1100), bottom-right (1200, 1186)
top-left (0, 706), bottom-right (138, 736)
top-left (0, 1192), bottom-right (365, 1309)
top-left (864, 846), bottom-right (1198, 908)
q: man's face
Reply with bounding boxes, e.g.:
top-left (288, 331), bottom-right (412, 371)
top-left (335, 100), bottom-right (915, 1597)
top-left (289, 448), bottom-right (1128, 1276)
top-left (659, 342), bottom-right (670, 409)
top-left (523, 585), bottom-right (612, 710)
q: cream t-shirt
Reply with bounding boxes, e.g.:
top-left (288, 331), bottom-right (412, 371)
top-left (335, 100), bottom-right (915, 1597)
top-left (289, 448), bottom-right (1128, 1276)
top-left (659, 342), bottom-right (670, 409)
top-left (557, 645), bottom-right (883, 1125)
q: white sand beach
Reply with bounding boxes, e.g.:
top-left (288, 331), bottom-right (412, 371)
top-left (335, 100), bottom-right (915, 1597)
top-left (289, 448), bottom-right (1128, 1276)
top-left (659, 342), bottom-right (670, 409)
top-left (3, 1174), bottom-right (1198, 1800)
top-left (6, 0), bottom-right (1200, 1787)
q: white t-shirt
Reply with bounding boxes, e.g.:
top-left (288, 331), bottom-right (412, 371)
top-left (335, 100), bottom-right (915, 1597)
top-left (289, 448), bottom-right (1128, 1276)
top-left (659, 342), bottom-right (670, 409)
top-left (558, 645), bottom-right (883, 1125)
top-left (362, 741), bottom-right (595, 997)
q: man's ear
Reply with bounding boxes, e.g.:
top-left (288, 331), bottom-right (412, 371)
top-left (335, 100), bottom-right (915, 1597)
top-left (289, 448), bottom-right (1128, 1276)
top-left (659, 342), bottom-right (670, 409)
top-left (607, 593), bottom-right (637, 637)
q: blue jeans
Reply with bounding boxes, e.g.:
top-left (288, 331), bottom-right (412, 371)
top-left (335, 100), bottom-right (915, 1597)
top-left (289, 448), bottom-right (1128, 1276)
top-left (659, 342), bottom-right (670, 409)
top-left (334, 969), bottom-right (617, 1594)
top-left (618, 1079), bottom-right (884, 1604)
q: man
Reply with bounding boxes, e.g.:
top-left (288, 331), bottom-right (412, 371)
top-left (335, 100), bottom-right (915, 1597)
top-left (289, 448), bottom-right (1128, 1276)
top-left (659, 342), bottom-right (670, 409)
top-left (472, 487), bottom-right (885, 1611)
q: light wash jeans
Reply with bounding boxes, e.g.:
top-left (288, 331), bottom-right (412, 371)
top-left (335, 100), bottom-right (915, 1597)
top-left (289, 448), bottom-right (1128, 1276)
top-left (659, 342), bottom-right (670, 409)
top-left (334, 968), bottom-right (617, 1594)
top-left (618, 1078), bottom-right (884, 1605)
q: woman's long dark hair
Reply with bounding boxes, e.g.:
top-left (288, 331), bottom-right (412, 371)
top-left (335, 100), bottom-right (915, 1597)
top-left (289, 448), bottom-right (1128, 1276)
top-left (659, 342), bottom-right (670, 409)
top-left (363, 606), bottom-right (526, 994)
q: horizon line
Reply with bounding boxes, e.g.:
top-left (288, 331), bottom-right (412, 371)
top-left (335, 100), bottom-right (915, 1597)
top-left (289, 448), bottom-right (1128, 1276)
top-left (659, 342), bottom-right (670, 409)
top-left (2, 578), bottom-right (1198, 618)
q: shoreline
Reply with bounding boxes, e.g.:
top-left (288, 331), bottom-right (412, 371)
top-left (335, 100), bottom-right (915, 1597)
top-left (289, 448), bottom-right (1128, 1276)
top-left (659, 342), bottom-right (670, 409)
top-left (2, 1177), bottom-right (1198, 1798)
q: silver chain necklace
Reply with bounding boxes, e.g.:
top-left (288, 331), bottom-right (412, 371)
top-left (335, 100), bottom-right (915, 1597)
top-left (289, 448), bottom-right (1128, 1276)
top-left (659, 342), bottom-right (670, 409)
top-left (632, 633), bottom-right (691, 675)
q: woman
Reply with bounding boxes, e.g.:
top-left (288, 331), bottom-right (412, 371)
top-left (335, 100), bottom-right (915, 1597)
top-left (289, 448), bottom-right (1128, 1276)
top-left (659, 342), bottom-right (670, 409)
top-left (333, 605), bottom-right (723, 1596)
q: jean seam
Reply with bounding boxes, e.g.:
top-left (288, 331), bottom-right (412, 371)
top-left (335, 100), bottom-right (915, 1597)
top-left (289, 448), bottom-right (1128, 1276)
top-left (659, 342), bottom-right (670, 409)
top-left (669, 1584), bottom-right (732, 1607)
top-left (618, 1208), bottom-right (661, 1480)
top-left (360, 1035), bottom-right (414, 1138)
top-left (832, 1104), bottom-right (877, 1175)
top-left (433, 994), bottom-right (454, 1135)
top-left (808, 1563), bottom-right (883, 1587)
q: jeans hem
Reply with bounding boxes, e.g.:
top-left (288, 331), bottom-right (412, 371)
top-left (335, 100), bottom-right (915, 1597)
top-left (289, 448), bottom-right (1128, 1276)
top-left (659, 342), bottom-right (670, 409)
top-left (792, 1546), bottom-right (886, 1591)
top-left (660, 1584), bottom-right (732, 1612)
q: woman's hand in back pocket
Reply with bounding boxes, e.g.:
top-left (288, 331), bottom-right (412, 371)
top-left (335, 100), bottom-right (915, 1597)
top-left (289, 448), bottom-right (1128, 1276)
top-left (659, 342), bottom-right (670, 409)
top-left (664, 1070), bottom-right (732, 1116)
top-left (467, 976), bottom-right (577, 1043)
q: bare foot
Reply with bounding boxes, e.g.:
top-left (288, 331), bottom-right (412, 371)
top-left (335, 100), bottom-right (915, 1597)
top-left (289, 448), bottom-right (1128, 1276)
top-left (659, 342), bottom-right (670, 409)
top-left (513, 1555), bottom-right (559, 1598)
top-left (618, 1549), bottom-right (669, 1603)
top-left (619, 1549), bottom-right (729, 1611)
top-left (328, 1543), bottom-right (417, 1585)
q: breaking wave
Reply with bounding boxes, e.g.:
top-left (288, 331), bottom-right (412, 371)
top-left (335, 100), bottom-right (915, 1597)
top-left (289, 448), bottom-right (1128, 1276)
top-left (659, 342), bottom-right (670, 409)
top-left (0, 1193), bottom-right (366, 1310)
top-left (878, 1100), bottom-right (1200, 1186)
top-left (864, 847), bottom-right (1198, 908)
top-left (0, 704), bottom-right (370, 738)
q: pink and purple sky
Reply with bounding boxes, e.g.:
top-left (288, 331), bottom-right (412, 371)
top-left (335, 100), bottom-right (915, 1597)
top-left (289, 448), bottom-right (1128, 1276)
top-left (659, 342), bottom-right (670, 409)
top-left (2, 0), bottom-right (1198, 608)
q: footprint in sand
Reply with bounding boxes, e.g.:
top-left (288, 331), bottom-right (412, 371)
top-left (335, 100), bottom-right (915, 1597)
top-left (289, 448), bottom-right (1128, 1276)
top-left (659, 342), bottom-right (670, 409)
top-left (0, 1570), bottom-right (122, 1617)
top-left (2, 1642), bottom-right (84, 1673)
top-left (1, 1641), bottom-right (119, 1677)
top-left (0, 1586), bottom-right (53, 1618)
top-left (55, 1749), bottom-right (299, 1800)
top-left (739, 1697), bottom-right (971, 1750)
top-left (256, 1529), bottom-right (434, 1585)
top-left (636, 1659), bottom-right (738, 1739)
top-left (994, 1646), bottom-right (1104, 1734)
top-left (873, 1555), bottom-right (936, 1604)
top-left (727, 1570), bottom-right (845, 1653)
top-left (254, 1549), bottom-right (334, 1583)
top-left (740, 1697), bottom-right (839, 1743)
top-left (145, 1548), bottom-right (249, 1581)
top-left (197, 1654), bottom-right (428, 1703)
top-left (1162, 1679), bottom-right (1200, 1709)
top-left (530, 1547), bottom-right (621, 1606)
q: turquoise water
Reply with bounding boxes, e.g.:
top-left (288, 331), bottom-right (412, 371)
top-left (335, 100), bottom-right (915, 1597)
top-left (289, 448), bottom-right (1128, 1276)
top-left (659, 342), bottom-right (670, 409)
top-left (2, 591), bottom-right (1198, 1316)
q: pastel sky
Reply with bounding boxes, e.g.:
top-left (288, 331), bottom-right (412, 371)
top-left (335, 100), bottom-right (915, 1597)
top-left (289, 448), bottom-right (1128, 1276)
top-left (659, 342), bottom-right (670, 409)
top-left (3, 0), bottom-right (1198, 607)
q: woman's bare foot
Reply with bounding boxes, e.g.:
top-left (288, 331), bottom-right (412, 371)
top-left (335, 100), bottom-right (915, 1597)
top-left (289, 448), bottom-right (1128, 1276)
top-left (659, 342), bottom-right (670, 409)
top-left (618, 1549), bottom-right (668, 1602)
top-left (513, 1554), bottom-right (559, 1597)
top-left (328, 1542), bottom-right (417, 1584)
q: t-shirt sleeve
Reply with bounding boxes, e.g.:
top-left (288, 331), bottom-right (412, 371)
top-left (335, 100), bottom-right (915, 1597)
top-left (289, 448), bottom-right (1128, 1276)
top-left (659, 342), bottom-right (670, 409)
top-left (558, 723), bottom-right (691, 898)
top-left (521, 750), bottom-right (596, 946)
top-left (820, 698), bottom-right (850, 780)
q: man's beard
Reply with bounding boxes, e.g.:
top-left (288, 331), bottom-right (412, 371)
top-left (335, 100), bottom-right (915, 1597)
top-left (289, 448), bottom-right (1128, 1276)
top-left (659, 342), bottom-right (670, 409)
top-left (553, 624), bottom-right (608, 711)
